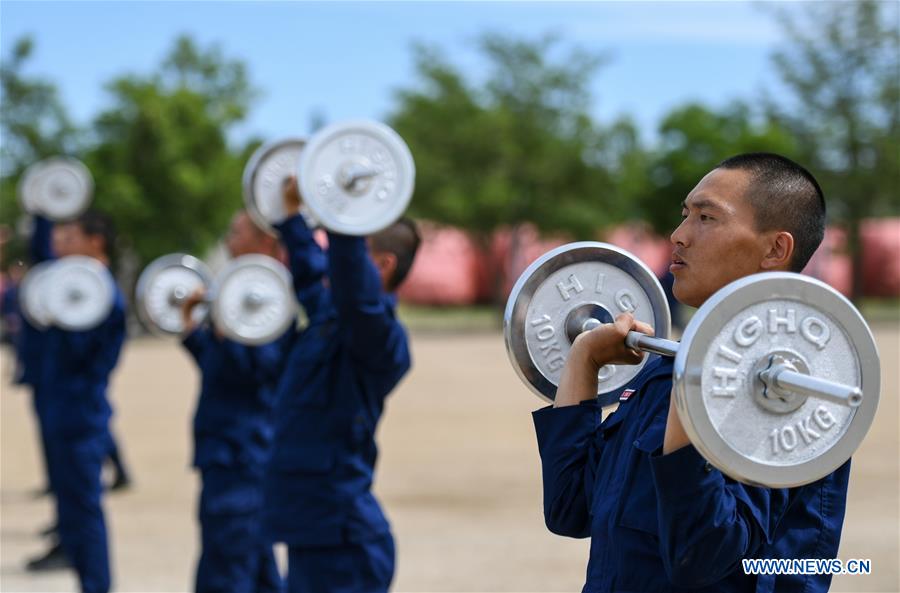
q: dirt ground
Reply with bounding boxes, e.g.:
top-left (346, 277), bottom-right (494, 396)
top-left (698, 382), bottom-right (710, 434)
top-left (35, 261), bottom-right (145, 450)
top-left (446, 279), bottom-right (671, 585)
top-left (1, 325), bottom-right (897, 593)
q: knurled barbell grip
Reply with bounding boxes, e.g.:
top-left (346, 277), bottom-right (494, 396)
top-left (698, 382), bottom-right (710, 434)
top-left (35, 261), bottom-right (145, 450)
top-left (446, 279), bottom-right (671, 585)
top-left (624, 331), bottom-right (680, 357)
top-left (759, 365), bottom-right (863, 408)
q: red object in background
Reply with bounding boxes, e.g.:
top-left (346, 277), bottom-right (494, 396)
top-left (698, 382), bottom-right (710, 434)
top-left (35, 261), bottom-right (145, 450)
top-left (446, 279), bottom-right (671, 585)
top-left (396, 218), bottom-right (899, 305)
top-left (602, 223), bottom-right (673, 277)
top-left (803, 227), bottom-right (852, 296)
top-left (861, 218), bottom-right (900, 297)
top-left (397, 223), bottom-right (484, 305)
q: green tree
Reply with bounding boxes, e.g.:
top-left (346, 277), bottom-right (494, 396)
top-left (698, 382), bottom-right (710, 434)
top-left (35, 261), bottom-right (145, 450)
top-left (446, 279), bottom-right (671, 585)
top-left (86, 35), bottom-right (257, 265)
top-left (765, 0), bottom-right (900, 299)
top-left (0, 37), bottom-right (78, 177)
top-left (638, 102), bottom-right (798, 235)
top-left (389, 35), bottom-right (621, 239)
top-left (0, 36), bottom-right (79, 263)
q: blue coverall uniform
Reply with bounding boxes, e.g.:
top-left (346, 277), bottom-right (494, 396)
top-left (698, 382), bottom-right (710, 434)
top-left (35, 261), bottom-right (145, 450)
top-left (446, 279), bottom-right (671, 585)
top-left (262, 214), bottom-right (411, 593)
top-left (18, 216), bottom-right (127, 593)
top-left (534, 356), bottom-right (851, 593)
top-left (181, 324), bottom-right (288, 593)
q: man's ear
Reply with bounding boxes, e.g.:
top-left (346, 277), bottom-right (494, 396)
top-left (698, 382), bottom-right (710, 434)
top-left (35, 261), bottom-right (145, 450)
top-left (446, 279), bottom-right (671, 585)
top-left (88, 234), bottom-right (107, 259)
top-left (760, 231), bottom-right (795, 271)
top-left (371, 251), bottom-right (398, 288)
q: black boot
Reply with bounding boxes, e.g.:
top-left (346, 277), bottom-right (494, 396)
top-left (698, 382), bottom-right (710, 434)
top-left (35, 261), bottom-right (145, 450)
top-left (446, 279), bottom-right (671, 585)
top-left (25, 542), bottom-right (71, 572)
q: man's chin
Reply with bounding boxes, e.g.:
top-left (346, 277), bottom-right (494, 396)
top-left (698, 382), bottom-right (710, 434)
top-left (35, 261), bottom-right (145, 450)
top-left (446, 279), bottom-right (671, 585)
top-left (672, 284), bottom-right (703, 309)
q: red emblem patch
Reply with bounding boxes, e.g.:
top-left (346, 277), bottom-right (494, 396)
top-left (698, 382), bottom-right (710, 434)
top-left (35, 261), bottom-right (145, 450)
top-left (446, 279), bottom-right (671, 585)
top-left (619, 389), bottom-right (636, 402)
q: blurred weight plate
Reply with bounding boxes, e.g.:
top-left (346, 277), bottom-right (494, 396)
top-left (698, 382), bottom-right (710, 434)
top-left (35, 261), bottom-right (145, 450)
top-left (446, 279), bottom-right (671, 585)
top-left (298, 120), bottom-right (414, 236)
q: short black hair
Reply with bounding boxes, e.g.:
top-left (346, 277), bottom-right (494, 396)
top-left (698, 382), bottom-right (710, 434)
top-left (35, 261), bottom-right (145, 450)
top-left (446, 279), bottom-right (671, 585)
top-left (369, 217), bottom-right (421, 292)
top-left (716, 153), bottom-right (825, 272)
top-left (74, 209), bottom-right (117, 260)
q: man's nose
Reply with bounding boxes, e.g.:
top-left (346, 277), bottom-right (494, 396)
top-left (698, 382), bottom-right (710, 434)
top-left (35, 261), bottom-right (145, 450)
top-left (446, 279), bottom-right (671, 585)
top-left (670, 220), bottom-right (688, 246)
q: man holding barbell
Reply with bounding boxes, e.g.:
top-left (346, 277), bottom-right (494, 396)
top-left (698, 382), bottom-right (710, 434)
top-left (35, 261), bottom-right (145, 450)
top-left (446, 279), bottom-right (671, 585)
top-left (535, 153), bottom-right (849, 592)
top-left (261, 177), bottom-right (420, 593)
top-left (179, 210), bottom-right (288, 593)
top-left (20, 211), bottom-right (127, 593)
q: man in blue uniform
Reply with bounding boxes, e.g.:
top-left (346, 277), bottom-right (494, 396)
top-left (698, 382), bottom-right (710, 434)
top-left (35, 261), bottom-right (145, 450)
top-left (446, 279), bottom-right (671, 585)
top-left (262, 178), bottom-right (420, 593)
top-left (180, 210), bottom-right (286, 593)
top-left (20, 211), bottom-right (127, 593)
top-left (535, 153), bottom-right (849, 593)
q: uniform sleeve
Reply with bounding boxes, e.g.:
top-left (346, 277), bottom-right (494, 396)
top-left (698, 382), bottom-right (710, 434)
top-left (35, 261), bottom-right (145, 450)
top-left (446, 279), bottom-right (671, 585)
top-left (532, 401), bottom-right (602, 538)
top-left (181, 326), bottom-right (214, 366)
top-left (273, 214), bottom-right (329, 320)
top-left (30, 216), bottom-right (55, 264)
top-left (326, 232), bottom-right (406, 369)
top-left (650, 443), bottom-right (789, 588)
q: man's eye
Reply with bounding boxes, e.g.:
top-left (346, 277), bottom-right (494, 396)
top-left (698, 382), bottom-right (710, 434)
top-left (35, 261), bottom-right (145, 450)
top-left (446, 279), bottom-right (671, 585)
top-left (680, 211), bottom-right (689, 219)
top-left (700, 214), bottom-right (713, 221)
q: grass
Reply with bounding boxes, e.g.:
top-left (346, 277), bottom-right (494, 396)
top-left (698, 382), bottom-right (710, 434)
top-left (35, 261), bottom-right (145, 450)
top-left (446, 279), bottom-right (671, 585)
top-left (397, 304), bottom-right (502, 333)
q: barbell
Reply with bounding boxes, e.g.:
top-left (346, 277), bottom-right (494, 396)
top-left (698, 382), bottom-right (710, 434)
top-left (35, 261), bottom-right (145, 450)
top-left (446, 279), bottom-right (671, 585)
top-left (19, 256), bottom-right (115, 331)
top-left (504, 242), bottom-right (880, 488)
top-left (243, 119), bottom-right (415, 236)
top-left (18, 157), bottom-right (93, 221)
top-left (136, 253), bottom-right (298, 346)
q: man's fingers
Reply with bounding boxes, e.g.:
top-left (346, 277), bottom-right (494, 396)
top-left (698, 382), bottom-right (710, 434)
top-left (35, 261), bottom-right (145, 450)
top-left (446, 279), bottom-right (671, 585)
top-left (632, 320), bottom-right (655, 336)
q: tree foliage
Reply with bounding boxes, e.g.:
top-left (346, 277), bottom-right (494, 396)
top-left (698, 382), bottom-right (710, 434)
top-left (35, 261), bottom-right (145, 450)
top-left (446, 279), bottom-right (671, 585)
top-left (0, 35), bottom-right (257, 270)
top-left (638, 102), bottom-right (799, 235)
top-left (86, 35), bottom-right (257, 264)
top-left (765, 0), bottom-right (899, 296)
top-left (388, 34), bottom-right (618, 240)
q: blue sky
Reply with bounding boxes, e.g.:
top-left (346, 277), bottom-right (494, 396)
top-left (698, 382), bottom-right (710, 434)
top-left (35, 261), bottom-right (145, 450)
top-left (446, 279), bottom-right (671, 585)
top-left (1, 1), bottom-right (803, 145)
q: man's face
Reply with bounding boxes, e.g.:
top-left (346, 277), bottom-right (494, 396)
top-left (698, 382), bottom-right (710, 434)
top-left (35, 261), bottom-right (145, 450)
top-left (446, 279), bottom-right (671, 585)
top-left (52, 223), bottom-right (95, 258)
top-left (669, 168), bottom-right (771, 308)
top-left (226, 212), bottom-right (264, 258)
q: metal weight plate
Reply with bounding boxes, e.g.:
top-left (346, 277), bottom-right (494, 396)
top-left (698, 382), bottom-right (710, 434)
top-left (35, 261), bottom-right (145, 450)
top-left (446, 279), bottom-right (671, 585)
top-left (242, 138), bottom-right (317, 233)
top-left (19, 261), bottom-right (56, 329)
top-left (136, 254), bottom-right (213, 336)
top-left (42, 256), bottom-right (116, 331)
top-left (298, 120), bottom-right (415, 236)
top-left (211, 254), bottom-right (298, 346)
top-left (504, 242), bottom-right (672, 403)
top-left (20, 157), bottom-right (93, 220)
top-left (17, 161), bottom-right (49, 215)
top-left (673, 272), bottom-right (880, 488)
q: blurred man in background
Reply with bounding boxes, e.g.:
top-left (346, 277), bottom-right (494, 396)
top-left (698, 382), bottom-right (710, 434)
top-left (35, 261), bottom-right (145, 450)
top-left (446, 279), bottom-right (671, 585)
top-left (20, 211), bottom-right (128, 593)
top-left (180, 210), bottom-right (287, 593)
top-left (261, 178), bottom-right (419, 593)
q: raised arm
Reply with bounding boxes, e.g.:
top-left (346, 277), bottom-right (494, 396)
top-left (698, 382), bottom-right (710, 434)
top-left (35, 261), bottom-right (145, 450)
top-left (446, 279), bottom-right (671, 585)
top-left (326, 232), bottom-right (406, 367)
top-left (273, 214), bottom-right (329, 320)
top-left (29, 215), bottom-right (54, 264)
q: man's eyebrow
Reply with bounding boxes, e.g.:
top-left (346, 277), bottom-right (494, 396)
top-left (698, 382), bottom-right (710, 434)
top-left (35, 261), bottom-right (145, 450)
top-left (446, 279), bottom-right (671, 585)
top-left (682, 198), bottom-right (725, 212)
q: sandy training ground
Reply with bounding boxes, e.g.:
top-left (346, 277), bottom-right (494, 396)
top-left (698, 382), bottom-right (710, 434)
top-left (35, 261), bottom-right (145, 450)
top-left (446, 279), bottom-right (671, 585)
top-left (1, 325), bottom-right (898, 592)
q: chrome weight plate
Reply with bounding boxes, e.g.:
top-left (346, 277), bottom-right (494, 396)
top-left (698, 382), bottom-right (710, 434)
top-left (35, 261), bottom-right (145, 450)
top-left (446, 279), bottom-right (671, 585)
top-left (136, 254), bottom-right (212, 336)
top-left (243, 138), bottom-right (317, 233)
top-left (19, 157), bottom-right (93, 220)
top-left (673, 272), bottom-right (880, 488)
top-left (504, 242), bottom-right (672, 403)
top-left (17, 161), bottom-right (48, 216)
top-left (19, 261), bottom-right (56, 329)
top-left (43, 256), bottom-right (115, 330)
top-left (211, 254), bottom-right (297, 346)
top-left (298, 120), bottom-right (414, 236)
